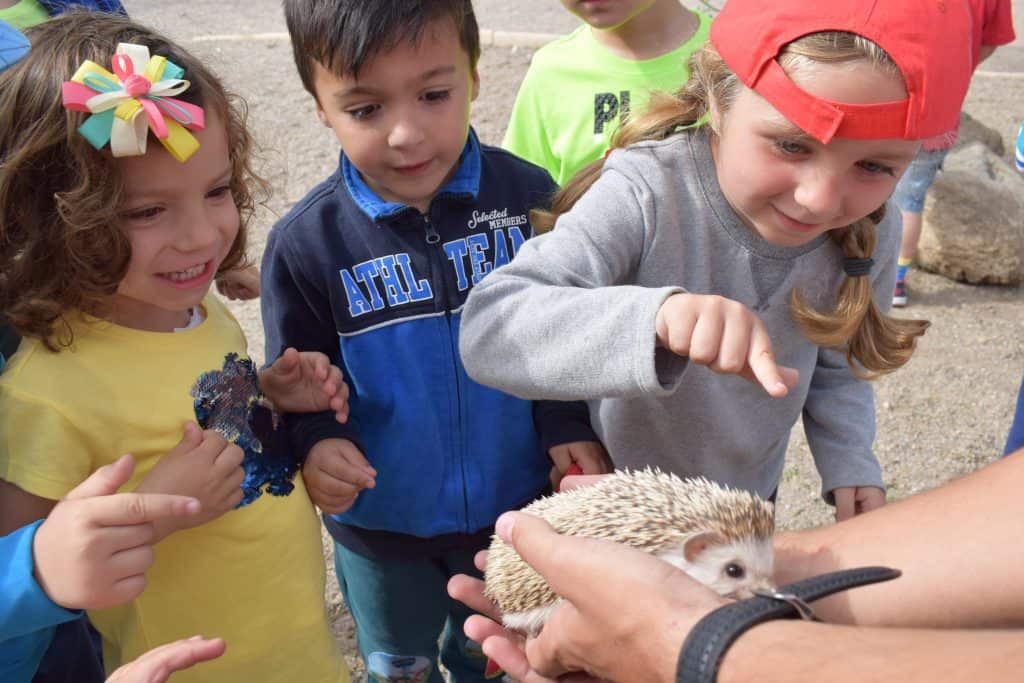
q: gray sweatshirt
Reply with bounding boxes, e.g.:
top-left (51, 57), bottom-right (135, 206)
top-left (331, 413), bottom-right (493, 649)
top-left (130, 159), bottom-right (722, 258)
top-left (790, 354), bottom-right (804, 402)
top-left (460, 131), bottom-right (896, 500)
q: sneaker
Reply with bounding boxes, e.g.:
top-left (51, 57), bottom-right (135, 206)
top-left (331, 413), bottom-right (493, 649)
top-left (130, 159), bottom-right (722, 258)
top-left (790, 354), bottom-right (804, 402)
top-left (892, 280), bottom-right (908, 308)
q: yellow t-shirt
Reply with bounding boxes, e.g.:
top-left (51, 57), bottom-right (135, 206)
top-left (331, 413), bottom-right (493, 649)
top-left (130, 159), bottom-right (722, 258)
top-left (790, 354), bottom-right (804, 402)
top-left (0, 0), bottom-right (49, 29)
top-left (0, 296), bottom-right (347, 682)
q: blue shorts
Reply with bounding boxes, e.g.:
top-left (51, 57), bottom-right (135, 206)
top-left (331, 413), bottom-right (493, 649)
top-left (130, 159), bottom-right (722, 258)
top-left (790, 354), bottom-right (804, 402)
top-left (891, 147), bottom-right (950, 213)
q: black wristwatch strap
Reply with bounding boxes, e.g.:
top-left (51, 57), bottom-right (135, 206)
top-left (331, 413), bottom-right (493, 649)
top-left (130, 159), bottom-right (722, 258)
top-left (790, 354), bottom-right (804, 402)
top-left (676, 566), bottom-right (901, 683)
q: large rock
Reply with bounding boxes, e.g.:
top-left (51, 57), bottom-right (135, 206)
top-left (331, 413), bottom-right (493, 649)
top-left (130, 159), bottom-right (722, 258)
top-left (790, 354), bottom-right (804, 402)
top-left (917, 142), bottom-right (1024, 285)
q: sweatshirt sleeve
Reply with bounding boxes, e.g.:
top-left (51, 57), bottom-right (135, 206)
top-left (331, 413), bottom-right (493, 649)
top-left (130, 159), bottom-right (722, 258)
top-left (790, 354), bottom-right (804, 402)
top-left (802, 345), bottom-right (884, 500)
top-left (460, 154), bottom-right (685, 401)
top-left (0, 521), bottom-right (80, 642)
top-left (803, 207), bottom-right (901, 500)
top-left (261, 225), bottom-right (362, 459)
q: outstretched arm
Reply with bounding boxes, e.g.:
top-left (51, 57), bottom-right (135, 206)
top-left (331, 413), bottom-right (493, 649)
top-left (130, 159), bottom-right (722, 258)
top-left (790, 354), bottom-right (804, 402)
top-left (454, 501), bottom-right (1024, 683)
top-left (775, 449), bottom-right (1024, 627)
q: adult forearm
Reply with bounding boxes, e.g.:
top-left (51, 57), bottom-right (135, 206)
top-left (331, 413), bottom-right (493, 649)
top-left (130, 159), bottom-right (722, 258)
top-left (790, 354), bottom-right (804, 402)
top-left (717, 620), bottom-right (1024, 683)
top-left (774, 453), bottom-right (1024, 627)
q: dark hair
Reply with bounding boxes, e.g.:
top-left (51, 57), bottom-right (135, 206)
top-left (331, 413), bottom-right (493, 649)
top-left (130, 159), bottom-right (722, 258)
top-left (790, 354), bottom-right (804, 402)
top-left (0, 11), bottom-right (267, 350)
top-left (283, 0), bottom-right (480, 96)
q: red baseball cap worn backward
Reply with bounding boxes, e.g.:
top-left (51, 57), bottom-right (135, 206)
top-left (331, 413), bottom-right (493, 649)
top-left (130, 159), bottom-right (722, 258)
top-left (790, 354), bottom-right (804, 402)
top-left (710, 0), bottom-right (974, 144)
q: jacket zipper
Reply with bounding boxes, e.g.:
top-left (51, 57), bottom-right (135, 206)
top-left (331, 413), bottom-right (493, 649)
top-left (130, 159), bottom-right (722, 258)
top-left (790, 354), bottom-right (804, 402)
top-left (423, 211), bottom-right (468, 530)
top-left (424, 215), bottom-right (441, 244)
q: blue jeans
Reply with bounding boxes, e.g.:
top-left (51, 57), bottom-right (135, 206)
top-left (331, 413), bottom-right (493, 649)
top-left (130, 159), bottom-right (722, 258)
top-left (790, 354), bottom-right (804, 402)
top-left (892, 147), bottom-right (950, 213)
top-left (333, 542), bottom-right (488, 683)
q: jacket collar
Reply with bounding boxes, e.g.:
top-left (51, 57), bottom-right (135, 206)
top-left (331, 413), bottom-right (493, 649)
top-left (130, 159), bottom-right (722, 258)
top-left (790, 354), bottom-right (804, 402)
top-left (341, 128), bottom-right (481, 222)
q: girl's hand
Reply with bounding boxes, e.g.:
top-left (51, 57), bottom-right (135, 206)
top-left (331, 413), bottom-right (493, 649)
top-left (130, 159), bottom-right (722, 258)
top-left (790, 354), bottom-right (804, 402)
top-left (655, 293), bottom-right (800, 398)
top-left (259, 348), bottom-right (349, 422)
top-left (833, 485), bottom-right (886, 521)
top-left (135, 422), bottom-right (244, 539)
top-left (33, 455), bottom-right (200, 611)
top-left (215, 265), bottom-right (260, 301)
top-left (548, 441), bottom-right (611, 491)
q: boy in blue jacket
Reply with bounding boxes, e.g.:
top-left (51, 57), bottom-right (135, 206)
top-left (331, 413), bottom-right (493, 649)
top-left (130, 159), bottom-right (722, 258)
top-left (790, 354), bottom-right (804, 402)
top-left (0, 456), bottom-right (222, 682)
top-left (265, 2), bottom-right (607, 681)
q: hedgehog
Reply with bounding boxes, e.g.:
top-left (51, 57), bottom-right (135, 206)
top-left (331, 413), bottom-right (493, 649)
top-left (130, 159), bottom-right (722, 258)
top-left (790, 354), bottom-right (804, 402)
top-left (484, 468), bottom-right (776, 636)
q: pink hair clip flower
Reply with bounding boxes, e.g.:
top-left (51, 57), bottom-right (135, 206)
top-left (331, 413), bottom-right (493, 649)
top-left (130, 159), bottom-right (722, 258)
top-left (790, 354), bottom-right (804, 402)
top-left (61, 42), bottom-right (205, 162)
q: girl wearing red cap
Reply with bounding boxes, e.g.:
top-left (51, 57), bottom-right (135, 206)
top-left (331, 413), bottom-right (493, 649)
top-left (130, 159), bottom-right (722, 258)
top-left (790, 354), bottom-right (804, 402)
top-left (459, 0), bottom-right (976, 522)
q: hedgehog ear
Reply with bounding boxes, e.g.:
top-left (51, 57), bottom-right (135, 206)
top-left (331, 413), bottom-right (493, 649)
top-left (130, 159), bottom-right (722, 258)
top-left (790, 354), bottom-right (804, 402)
top-left (683, 532), bottom-right (725, 563)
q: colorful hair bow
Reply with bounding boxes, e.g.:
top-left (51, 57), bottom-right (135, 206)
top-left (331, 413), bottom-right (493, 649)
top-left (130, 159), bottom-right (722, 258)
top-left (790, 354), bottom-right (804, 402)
top-left (61, 42), bottom-right (205, 162)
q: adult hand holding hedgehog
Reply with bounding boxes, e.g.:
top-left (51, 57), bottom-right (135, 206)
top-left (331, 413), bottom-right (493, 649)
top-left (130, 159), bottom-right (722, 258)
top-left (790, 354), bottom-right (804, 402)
top-left (449, 452), bottom-right (1024, 683)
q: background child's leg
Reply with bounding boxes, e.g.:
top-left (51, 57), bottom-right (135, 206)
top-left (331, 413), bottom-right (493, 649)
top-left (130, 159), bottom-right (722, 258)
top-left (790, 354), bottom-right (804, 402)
top-left (891, 147), bottom-right (949, 307)
top-left (438, 546), bottom-right (489, 683)
top-left (333, 542), bottom-right (449, 683)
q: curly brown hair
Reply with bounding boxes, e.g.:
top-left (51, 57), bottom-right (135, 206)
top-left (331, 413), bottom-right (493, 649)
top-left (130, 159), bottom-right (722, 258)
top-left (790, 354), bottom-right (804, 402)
top-left (0, 12), bottom-right (268, 350)
top-left (533, 35), bottom-right (929, 378)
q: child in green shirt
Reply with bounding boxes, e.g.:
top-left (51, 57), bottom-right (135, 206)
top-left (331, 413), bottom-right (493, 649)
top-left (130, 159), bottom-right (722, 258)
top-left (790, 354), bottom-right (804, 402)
top-left (503, 0), bottom-right (709, 186)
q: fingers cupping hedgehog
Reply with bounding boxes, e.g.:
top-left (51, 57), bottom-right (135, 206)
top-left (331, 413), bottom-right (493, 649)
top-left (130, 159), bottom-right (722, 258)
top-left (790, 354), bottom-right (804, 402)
top-left (484, 469), bottom-right (776, 636)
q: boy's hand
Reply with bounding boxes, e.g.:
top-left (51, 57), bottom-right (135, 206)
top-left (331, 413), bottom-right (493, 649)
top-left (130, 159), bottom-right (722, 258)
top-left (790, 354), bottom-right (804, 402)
top-left (215, 264), bottom-right (260, 301)
top-left (33, 454), bottom-right (201, 611)
top-left (105, 636), bottom-right (226, 683)
top-left (833, 485), bottom-right (886, 521)
top-left (655, 293), bottom-right (800, 398)
top-left (135, 422), bottom-right (245, 539)
top-left (548, 441), bottom-right (611, 492)
top-left (303, 439), bottom-right (376, 514)
top-left (259, 348), bottom-right (349, 423)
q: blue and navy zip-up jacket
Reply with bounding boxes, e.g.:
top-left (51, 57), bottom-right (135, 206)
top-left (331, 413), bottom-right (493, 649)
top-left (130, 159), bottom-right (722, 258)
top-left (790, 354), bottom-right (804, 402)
top-left (37, 0), bottom-right (126, 15)
top-left (262, 130), bottom-right (597, 557)
top-left (0, 521), bottom-right (81, 682)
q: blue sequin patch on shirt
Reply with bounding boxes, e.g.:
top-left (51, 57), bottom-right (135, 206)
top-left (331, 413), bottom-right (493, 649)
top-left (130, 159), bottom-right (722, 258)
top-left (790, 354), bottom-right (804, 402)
top-left (190, 353), bottom-right (297, 506)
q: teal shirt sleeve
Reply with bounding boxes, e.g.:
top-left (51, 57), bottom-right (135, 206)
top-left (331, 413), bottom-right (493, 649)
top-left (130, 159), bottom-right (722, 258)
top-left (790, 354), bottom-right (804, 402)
top-left (0, 521), bottom-right (82, 682)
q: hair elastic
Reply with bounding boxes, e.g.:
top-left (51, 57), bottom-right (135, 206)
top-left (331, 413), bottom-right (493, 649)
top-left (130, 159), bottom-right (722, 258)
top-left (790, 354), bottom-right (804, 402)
top-left (843, 257), bottom-right (874, 277)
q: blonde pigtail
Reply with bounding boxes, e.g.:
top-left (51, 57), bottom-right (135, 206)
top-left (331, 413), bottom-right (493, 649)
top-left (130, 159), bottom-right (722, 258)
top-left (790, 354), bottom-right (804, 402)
top-left (791, 209), bottom-right (930, 378)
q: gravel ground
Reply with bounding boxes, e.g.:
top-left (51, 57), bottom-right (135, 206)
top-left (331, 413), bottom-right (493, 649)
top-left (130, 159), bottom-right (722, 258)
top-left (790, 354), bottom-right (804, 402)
top-left (123, 2), bottom-right (1024, 676)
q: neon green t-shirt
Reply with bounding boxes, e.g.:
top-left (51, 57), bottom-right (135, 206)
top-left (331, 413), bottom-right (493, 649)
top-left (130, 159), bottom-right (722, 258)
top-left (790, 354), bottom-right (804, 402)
top-left (503, 10), bottom-right (710, 186)
top-left (0, 0), bottom-right (49, 29)
top-left (0, 295), bottom-right (347, 683)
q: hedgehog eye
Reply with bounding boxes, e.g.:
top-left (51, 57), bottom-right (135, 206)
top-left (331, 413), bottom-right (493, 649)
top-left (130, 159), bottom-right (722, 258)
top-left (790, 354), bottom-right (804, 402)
top-left (725, 563), bottom-right (745, 579)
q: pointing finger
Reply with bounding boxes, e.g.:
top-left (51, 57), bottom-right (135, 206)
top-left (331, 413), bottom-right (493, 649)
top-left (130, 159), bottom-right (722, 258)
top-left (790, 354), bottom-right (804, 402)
top-left (745, 323), bottom-right (792, 397)
top-left (65, 454), bottom-right (136, 500)
top-left (91, 493), bottom-right (200, 527)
